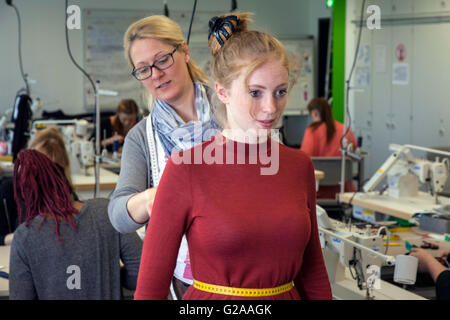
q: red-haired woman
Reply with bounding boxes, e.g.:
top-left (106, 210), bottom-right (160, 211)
top-left (9, 147), bottom-right (142, 299)
top-left (301, 98), bottom-right (357, 198)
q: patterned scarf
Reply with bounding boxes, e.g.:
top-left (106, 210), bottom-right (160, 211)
top-left (152, 82), bottom-right (220, 157)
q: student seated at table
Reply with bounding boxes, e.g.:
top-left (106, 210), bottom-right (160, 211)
top-left (9, 147), bottom-right (142, 299)
top-left (0, 128), bottom-right (74, 246)
top-left (410, 248), bottom-right (450, 300)
top-left (97, 99), bottom-right (139, 152)
top-left (300, 97), bottom-right (357, 199)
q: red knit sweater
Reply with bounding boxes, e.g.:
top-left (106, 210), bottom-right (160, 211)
top-left (134, 134), bottom-right (332, 300)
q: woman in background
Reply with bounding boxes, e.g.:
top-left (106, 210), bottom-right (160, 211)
top-left (99, 99), bottom-right (139, 152)
top-left (9, 129), bottom-right (142, 300)
top-left (108, 15), bottom-right (219, 299)
top-left (301, 97), bottom-right (358, 198)
top-left (134, 12), bottom-right (331, 300)
top-left (410, 248), bottom-right (450, 300)
top-left (1, 128), bottom-right (75, 246)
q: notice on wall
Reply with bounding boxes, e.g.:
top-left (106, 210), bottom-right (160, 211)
top-left (393, 63), bottom-right (409, 85)
top-left (355, 45), bottom-right (371, 87)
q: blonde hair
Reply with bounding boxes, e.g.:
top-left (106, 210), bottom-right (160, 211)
top-left (123, 15), bottom-right (210, 110)
top-left (28, 128), bottom-right (73, 191)
top-left (208, 12), bottom-right (297, 127)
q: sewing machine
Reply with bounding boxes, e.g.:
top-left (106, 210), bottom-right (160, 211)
top-left (317, 206), bottom-right (425, 300)
top-left (31, 119), bottom-right (94, 175)
top-left (363, 144), bottom-right (450, 204)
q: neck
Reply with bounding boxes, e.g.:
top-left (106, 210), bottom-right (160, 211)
top-left (221, 128), bottom-right (269, 144)
top-left (168, 81), bottom-right (197, 123)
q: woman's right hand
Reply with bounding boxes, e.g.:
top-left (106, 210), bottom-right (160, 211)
top-left (126, 187), bottom-right (158, 224)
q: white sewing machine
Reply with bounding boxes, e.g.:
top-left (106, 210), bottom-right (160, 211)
top-left (317, 206), bottom-right (425, 300)
top-left (363, 144), bottom-right (450, 203)
top-left (31, 119), bottom-right (94, 175)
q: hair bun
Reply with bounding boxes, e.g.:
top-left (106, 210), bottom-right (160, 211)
top-left (208, 15), bottom-right (240, 46)
top-left (208, 13), bottom-right (251, 56)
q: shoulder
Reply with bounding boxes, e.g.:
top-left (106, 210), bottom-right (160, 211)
top-left (126, 118), bottom-right (147, 140)
top-left (169, 135), bottom-right (217, 165)
top-left (12, 216), bottom-right (45, 247)
top-left (82, 198), bottom-right (110, 221)
top-left (123, 118), bottom-right (149, 150)
top-left (280, 142), bottom-right (313, 164)
top-left (279, 143), bottom-right (315, 176)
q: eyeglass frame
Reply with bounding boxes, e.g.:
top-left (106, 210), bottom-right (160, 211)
top-left (131, 44), bottom-right (180, 81)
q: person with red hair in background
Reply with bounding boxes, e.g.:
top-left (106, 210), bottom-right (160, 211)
top-left (301, 98), bottom-right (357, 199)
top-left (9, 129), bottom-right (142, 300)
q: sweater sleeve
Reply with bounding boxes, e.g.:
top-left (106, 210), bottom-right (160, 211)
top-left (119, 231), bottom-right (143, 291)
top-left (108, 122), bottom-right (150, 233)
top-left (134, 157), bottom-right (192, 300)
top-left (9, 227), bottom-right (38, 300)
top-left (436, 269), bottom-right (450, 300)
top-left (300, 127), bottom-right (314, 156)
top-left (294, 157), bottom-right (332, 300)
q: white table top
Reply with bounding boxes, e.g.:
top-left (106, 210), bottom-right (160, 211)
top-left (72, 167), bottom-right (119, 191)
top-left (338, 191), bottom-right (450, 221)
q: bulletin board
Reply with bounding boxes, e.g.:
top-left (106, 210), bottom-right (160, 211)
top-left (83, 9), bottom-right (315, 114)
top-left (83, 9), bottom-right (223, 111)
top-left (279, 37), bottom-right (315, 114)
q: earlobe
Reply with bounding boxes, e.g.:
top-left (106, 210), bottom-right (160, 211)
top-left (182, 42), bottom-right (191, 63)
top-left (215, 82), bottom-right (229, 104)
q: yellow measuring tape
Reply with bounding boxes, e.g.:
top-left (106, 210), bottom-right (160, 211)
top-left (193, 279), bottom-right (293, 297)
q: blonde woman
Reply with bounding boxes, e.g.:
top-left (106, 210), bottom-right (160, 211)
top-left (134, 13), bottom-right (332, 300)
top-left (108, 15), bottom-right (220, 299)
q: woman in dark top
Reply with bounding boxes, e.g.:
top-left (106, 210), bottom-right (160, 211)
top-left (411, 248), bottom-right (450, 300)
top-left (100, 99), bottom-right (139, 152)
top-left (9, 147), bottom-right (142, 299)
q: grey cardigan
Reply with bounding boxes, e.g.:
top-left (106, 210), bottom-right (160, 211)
top-left (108, 119), bottom-right (153, 233)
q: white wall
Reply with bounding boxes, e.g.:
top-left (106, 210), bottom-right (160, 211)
top-left (0, 0), bottom-right (330, 115)
top-left (346, 0), bottom-right (450, 180)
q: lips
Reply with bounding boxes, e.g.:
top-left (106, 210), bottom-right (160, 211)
top-left (256, 119), bottom-right (276, 128)
top-left (156, 80), bottom-right (171, 89)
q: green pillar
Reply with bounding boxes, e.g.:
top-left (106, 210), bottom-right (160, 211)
top-left (331, 0), bottom-right (346, 123)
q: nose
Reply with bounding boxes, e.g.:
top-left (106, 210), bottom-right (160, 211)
top-left (151, 66), bottom-right (164, 80)
top-left (262, 96), bottom-right (277, 115)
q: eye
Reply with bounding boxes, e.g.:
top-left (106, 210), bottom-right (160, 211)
top-left (138, 66), bottom-right (151, 74)
top-left (249, 90), bottom-right (261, 98)
top-left (275, 89), bottom-right (288, 98)
top-left (155, 55), bottom-right (170, 66)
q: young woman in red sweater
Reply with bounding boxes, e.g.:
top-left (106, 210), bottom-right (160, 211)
top-left (134, 12), bottom-right (332, 300)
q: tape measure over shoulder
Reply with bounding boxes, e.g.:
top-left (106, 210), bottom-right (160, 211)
top-left (146, 116), bottom-right (161, 187)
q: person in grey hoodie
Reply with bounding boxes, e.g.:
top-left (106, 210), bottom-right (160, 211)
top-left (9, 146), bottom-right (142, 299)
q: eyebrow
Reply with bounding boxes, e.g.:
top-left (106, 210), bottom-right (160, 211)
top-left (248, 83), bottom-right (289, 89)
top-left (135, 50), bottom-right (166, 67)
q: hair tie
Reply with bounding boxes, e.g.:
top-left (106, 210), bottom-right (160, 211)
top-left (208, 15), bottom-right (240, 47)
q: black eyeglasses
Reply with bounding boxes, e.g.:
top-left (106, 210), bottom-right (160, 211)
top-left (132, 45), bottom-right (180, 81)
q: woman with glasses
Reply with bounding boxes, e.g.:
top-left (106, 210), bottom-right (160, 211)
top-left (108, 15), bottom-right (219, 299)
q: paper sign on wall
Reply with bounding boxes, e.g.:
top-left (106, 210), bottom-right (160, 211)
top-left (393, 63), bottom-right (409, 85)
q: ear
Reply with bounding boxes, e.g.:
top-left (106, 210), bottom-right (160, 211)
top-left (181, 42), bottom-right (190, 63)
top-left (215, 81), bottom-right (229, 105)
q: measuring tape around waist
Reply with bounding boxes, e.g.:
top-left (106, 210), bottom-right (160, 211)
top-left (193, 279), bottom-right (294, 297)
